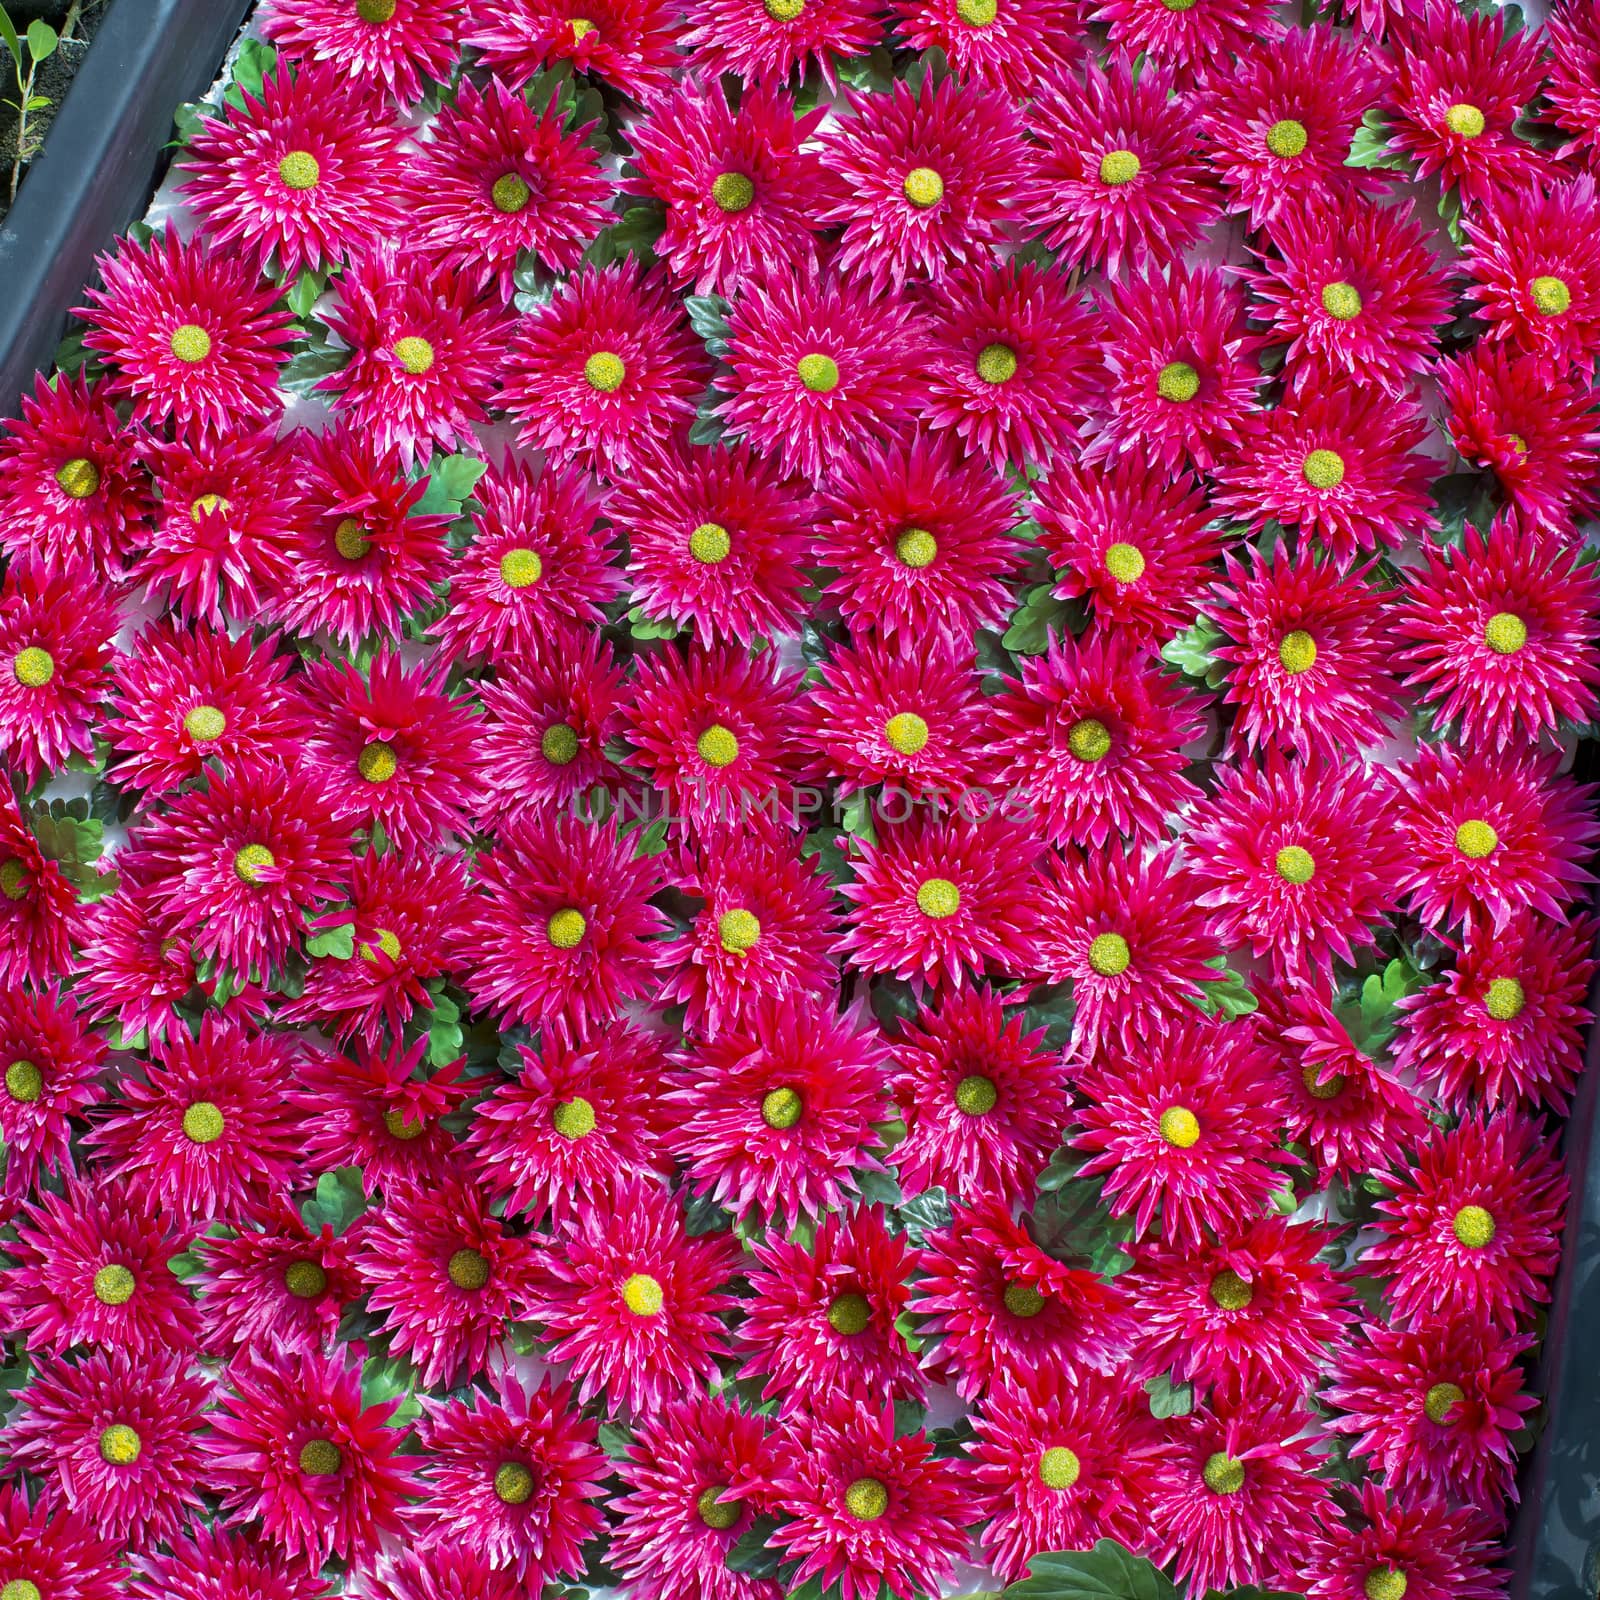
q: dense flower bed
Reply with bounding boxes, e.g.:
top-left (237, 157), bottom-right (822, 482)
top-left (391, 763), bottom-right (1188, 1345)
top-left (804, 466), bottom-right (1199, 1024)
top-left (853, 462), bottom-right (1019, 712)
top-left (1, 0), bottom-right (1598, 1596)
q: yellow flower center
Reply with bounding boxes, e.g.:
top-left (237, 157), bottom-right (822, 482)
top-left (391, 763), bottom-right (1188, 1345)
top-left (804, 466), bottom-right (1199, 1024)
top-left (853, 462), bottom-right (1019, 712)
top-left (3, 1580), bottom-right (43, 1600)
top-left (622, 1272), bottom-right (664, 1315)
top-left (1445, 102), bottom-right (1485, 137)
top-left (542, 722), bottom-right (580, 765)
top-left (448, 1248), bottom-right (491, 1290)
top-left (954, 1073), bottom-right (997, 1115)
top-left (1067, 717), bottom-right (1111, 762)
top-left (190, 493), bottom-right (231, 524)
top-left (500, 547), bottom-right (543, 588)
top-left (284, 1260), bottom-right (327, 1299)
top-left (690, 521), bottom-right (731, 564)
top-left (884, 711), bottom-right (929, 755)
top-left (495, 1462), bottom-right (535, 1504)
top-left (552, 1096), bottom-right (597, 1139)
top-left (697, 724), bottom-right (739, 767)
top-left (827, 1291), bottom-right (872, 1335)
top-left (360, 927), bottom-right (402, 963)
top-left (762, 1086), bottom-right (802, 1128)
top-left (570, 16), bottom-right (597, 35)
top-left (972, 342), bottom-right (1017, 386)
top-left (93, 1263), bottom-right (136, 1305)
top-left (1103, 541), bottom-right (1145, 582)
top-left (1203, 1453), bottom-right (1245, 1495)
top-left (99, 1424), bottom-right (142, 1466)
top-left (184, 704), bottom-right (226, 742)
top-left (1302, 449), bottom-right (1345, 489)
top-left (334, 517), bottom-right (371, 560)
top-left (1088, 931), bottom-right (1130, 977)
top-left (55, 457), bottom-right (100, 498)
top-left (183, 1100), bottom-right (225, 1144)
top-left (278, 150), bottom-right (320, 190)
top-left (1365, 1568), bottom-right (1408, 1600)
top-left (1531, 275), bottom-right (1571, 316)
top-left (11, 648), bottom-right (52, 688)
top-left (1209, 1269), bottom-right (1254, 1311)
top-left (895, 528), bottom-right (937, 568)
top-left (1038, 1445), bottom-right (1081, 1489)
top-left (1321, 281), bottom-right (1362, 320)
top-left (357, 0), bottom-right (397, 20)
top-left (764, 0), bottom-right (804, 18)
top-left (170, 323), bottom-right (212, 363)
top-left (711, 171), bottom-right (754, 212)
top-left (797, 353), bottom-right (839, 392)
top-left (1162, 0), bottom-right (1196, 9)
top-left (547, 908), bottom-right (587, 949)
top-left (1265, 118), bottom-right (1308, 158)
top-left (916, 877), bottom-right (960, 919)
top-left (956, 0), bottom-right (997, 21)
top-left (1099, 149), bottom-right (1141, 186)
top-left (233, 844), bottom-right (275, 886)
top-left (1301, 1062), bottom-right (1345, 1101)
top-left (0, 859), bottom-right (29, 901)
top-left (393, 336), bottom-right (435, 375)
top-left (1485, 977), bottom-right (1525, 1020)
top-left (844, 1478), bottom-right (889, 1521)
top-left (718, 908), bottom-right (761, 953)
top-left (1275, 844), bottom-right (1316, 884)
top-left (492, 172), bottom-right (531, 213)
top-left (1157, 359), bottom-right (1199, 402)
top-left (903, 167), bottom-right (944, 208)
top-left (1452, 1204), bottom-right (1495, 1249)
top-left (5, 1059), bottom-right (42, 1102)
top-left (1424, 1381), bottom-right (1465, 1423)
top-left (299, 1438), bottom-right (342, 1475)
top-left (1455, 819), bottom-right (1497, 859)
top-left (698, 1485), bottom-right (741, 1528)
top-left (1278, 631), bottom-right (1317, 674)
top-left (383, 1106), bottom-right (425, 1141)
top-left (1484, 611), bottom-right (1526, 654)
top-left (585, 351), bottom-right (626, 392)
top-left (358, 740), bottom-right (398, 784)
top-left (1159, 1106), bottom-right (1200, 1148)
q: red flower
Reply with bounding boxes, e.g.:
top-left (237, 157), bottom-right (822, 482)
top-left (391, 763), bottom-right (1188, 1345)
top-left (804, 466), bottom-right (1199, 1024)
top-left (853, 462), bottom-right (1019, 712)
top-left (1094, 0), bottom-right (1280, 79)
top-left (0, 1482), bottom-right (122, 1600)
top-left (466, 0), bottom-right (679, 101)
top-left (0, 985), bottom-right (103, 1207)
top-left (257, 0), bottom-right (467, 104)
top-left (889, 0), bottom-right (1084, 97)
top-left (680, 0), bottom-right (880, 93)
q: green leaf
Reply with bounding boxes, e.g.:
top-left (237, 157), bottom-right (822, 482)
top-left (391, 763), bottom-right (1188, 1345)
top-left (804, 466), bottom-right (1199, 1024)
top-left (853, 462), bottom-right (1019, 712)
top-left (427, 990), bottom-right (464, 1066)
top-left (1206, 1589), bottom-right (1307, 1600)
top-left (724, 1514), bottom-right (783, 1577)
top-left (1144, 1375), bottom-right (1194, 1419)
top-left (597, 1421), bottom-right (633, 1458)
top-left (851, 1167), bottom-right (902, 1208)
top-left (1346, 105), bottom-right (1406, 171)
top-left (1161, 614), bottom-right (1226, 686)
top-left (231, 37), bottom-right (278, 99)
top-left (25, 18), bottom-right (55, 61)
top-left (433, 452), bottom-right (488, 503)
top-left (1003, 1540), bottom-right (1181, 1600)
top-left (839, 789), bottom-right (877, 845)
top-left (1335, 954), bottom-right (1428, 1057)
top-left (301, 1166), bottom-right (369, 1235)
top-left (306, 922), bottom-right (356, 960)
top-left (1003, 584), bottom-right (1071, 655)
top-left (627, 604), bottom-right (679, 641)
top-left (587, 203), bottom-right (665, 267)
top-left (896, 1186), bottom-right (952, 1244)
top-left (279, 341), bottom-right (348, 396)
top-left (0, 7), bottom-right (22, 68)
top-left (1188, 956), bottom-right (1257, 1020)
top-left (685, 294), bottom-right (733, 357)
top-left (287, 267), bottom-right (326, 319)
top-left (631, 816), bottom-right (671, 857)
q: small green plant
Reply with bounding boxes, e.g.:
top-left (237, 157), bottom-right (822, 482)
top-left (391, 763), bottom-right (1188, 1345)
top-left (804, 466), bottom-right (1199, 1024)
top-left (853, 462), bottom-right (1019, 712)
top-left (0, 1), bottom-right (61, 203)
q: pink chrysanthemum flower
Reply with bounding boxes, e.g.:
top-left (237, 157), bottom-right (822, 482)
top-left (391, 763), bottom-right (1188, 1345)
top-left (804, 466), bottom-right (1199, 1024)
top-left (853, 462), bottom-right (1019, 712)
top-left (138, 423), bottom-right (297, 625)
top-left (967, 1369), bottom-right (1161, 1582)
top-left (1074, 1018), bottom-right (1287, 1247)
top-left (1209, 543), bottom-right (1403, 761)
top-left (1388, 0), bottom-right (1547, 209)
top-left (610, 1396), bottom-right (778, 1600)
top-left (135, 760), bottom-right (350, 979)
top-left (77, 228), bottom-right (294, 433)
top-left (921, 257), bottom-right (1100, 470)
top-left (70, 877), bottom-right (199, 1046)
top-left (301, 649), bottom-right (476, 850)
top-left (1463, 176), bottom-right (1600, 371)
top-left (6, 1179), bottom-right (197, 1357)
top-left (272, 423), bottom-right (455, 648)
top-left (0, 372), bottom-right (149, 576)
top-left (0, 1482), bottom-right (122, 1600)
top-left (1388, 743), bottom-right (1599, 935)
top-left (1212, 379), bottom-right (1433, 561)
top-left (466, 0), bottom-right (679, 100)
top-left (203, 1348), bottom-right (418, 1570)
top-left (1437, 348), bottom-right (1600, 538)
top-left (180, 61), bottom-right (405, 276)
top-left (319, 246), bottom-right (506, 469)
top-left (1393, 912), bottom-right (1597, 1114)
top-left (1197, 26), bottom-right (1389, 230)
top-left (407, 1373), bottom-right (606, 1582)
top-left (821, 76), bottom-right (1029, 296)
top-left (630, 79), bottom-right (837, 296)
top-left (815, 429), bottom-right (1023, 640)
top-left (890, 0), bottom-right (1083, 97)
top-left (657, 827), bottom-right (839, 1040)
top-left (502, 261), bottom-right (707, 478)
top-left (85, 1015), bottom-right (308, 1228)
top-left (839, 813), bottom-right (1049, 989)
top-left (1091, 261), bottom-right (1261, 473)
top-left (287, 850), bottom-right (466, 1046)
top-left (528, 1176), bottom-right (735, 1414)
top-left (1324, 1311), bottom-right (1536, 1519)
top-left (668, 993), bottom-right (889, 1225)
top-left (1148, 1400), bottom-right (1333, 1597)
top-left (1034, 457), bottom-right (1220, 643)
top-left (1397, 519), bottom-right (1600, 749)
top-left (612, 440), bottom-right (809, 646)
top-left (680, 0), bottom-right (879, 92)
top-left (474, 630), bottom-right (626, 824)
top-left (467, 1023), bottom-right (671, 1223)
top-left (452, 808), bottom-right (666, 1044)
top-left (0, 986), bottom-right (102, 1206)
top-left (1039, 843), bottom-right (1219, 1056)
top-left (1306, 1480), bottom-right (1504, 1600)
top-left (912, 1200), bottom-right (1130, 1398)
top-left (992, 629), bottom-right (1207, 850)
top-left (7, 1349), bottom-right (207, 1544)
top-left (718, 267), bottom-right (923, 485)
top-left (299, 1037), bottom-right (473, 1189)
top-left (1094, 0), bottom-right (1279, 79)
top-left (768, 1394), bottom-right (972, 1600)
top-left (128, 1523), bottom-right (334, 1600)
top-left (804, 632), bottom-right (994, 801)
top-left (1547, 0), bottom-right (1600, 171)
top-left (1245, 195), bottom-right (1453, 397)
top-left (411, 78), bottom-right (612, 299)
top-left (103, 620), bottom-right (304, 798)
top-left (258, 0), bottom-right (466, 104)
top-left (192, 1204), bottom-right (362, 1355)
top-left (625, 644), bottom-right (806, 833)
top-left (1026, 60), bottom-right (1220, 277)
top-left (433, 459), bottom-right (619, 665)
top-left (0, 562), bottom-right (116, 787)
top-left (0, 792), bottom-right (79, 991)
top-left (1363, 1109), bottom-right (1566, 1331)
top-left (355, 1176), bottom-right (535, 1387)
top-left (1123, 1215), bottom-right (1352, 1404)
top-left (741, 1207), bottom-right (921, 1414)
top-left (1187, 750), bottom-right (1401, 985)
top-left (890, 986), bottom-right (1069, 1204)
top-left (375, 1548), bottom-right (537, 1600)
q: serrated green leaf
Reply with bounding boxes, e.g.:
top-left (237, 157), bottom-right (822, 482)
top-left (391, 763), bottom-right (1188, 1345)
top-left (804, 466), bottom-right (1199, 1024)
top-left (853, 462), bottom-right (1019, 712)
top-left (301, 1166), bottom-right (368, 1235)
top-left (1003, 1540), bottom-right (1181, 1600)
top-left (287, 267), bottom-right (326, 319)
top-left (1144, 1375), bottom-right (1194, 1419)
top-left (1003, 584), bottom-right (1071, 655)
top-left (1188, 958), bottom-right (1257, 1020)
top-left (1161, 614), bottom-right (1224, 680)
top-left (231, 37), bottom-right (278, 99)
top-left (627, 604), bottom-right (679, 640)
top-left (306, 922), bottom-right (355, 960)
